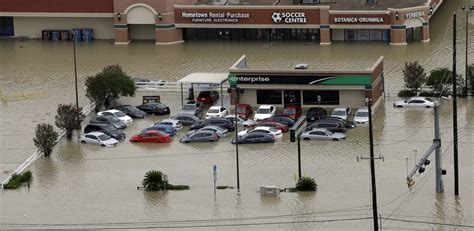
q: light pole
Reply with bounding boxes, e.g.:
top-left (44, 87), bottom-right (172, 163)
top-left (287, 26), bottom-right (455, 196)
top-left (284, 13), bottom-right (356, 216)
top-left (228, 75), bottom-right (240, 191)
top-left (461, 5), bottom-right (473, 96)
top-left (366, 98), bottom-right (379, 231)
top-left (72, 31), bottom-right (79, 109)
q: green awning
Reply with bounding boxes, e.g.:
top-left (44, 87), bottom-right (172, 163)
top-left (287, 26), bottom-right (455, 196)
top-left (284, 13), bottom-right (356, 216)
top-left (320, 75), bottom-right (372, 85)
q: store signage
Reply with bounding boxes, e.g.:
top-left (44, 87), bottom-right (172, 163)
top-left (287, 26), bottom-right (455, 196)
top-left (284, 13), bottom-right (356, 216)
top-left (181, 11), bottom-right (250, 23)
top-left (236, 75), bottom-right (333, 85)
top-left (271, 12), bottom-right (307, 24)
top-left (405, 12), bottom-right (425, 19)
top-left (333, 17), bottom-right (384, 23)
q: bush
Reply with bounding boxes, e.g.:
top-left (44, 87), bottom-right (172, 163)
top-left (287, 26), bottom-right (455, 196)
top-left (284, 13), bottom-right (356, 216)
top-left (402, 61), bottom-right (426, 94)
top-left (33, 123), bottom-right (58, 157)
top-left (168, 184), bottom-right (190, 190)
top-left (397, 90), bottom-right (415, 98)
top-left (419, 91), bottom-right (436, 97)
top-left (295, 176), bottom-right (317, 191)
top-left (141, 170), bottom-right (189, 191)
top-left (3, 171), bottom-right (32, 189)
top-left (55, 104), bottom-right (85, 139)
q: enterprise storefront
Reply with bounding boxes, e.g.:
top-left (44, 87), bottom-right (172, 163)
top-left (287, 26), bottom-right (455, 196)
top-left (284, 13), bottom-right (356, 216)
top-left (228, 55), bottom-right (384, 109)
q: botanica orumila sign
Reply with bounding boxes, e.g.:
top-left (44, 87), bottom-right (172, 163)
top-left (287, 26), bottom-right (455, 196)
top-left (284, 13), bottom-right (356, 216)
top-left (334, 17), bottom-right (384, 23)
top-left (181, 12), bottom-right (250, 23)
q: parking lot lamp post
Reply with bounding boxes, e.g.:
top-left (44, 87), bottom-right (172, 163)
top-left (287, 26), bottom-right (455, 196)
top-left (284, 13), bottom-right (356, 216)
top-left (228, 75), bottom-right (240, 191)
top-left (461, 5), bottom-right (473, 96)
top-left (72, 31), bottom-right (79, 109)
top-left (366, 98), bottom-right (379, 231)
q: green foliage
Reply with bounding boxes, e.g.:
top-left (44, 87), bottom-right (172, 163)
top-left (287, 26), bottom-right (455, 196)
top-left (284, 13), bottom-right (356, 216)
top-left (397, 90), bottom-right (415, 98)
top-left (295, 176), bottom-right (317, 191)
top-left (402, 61), bottom-right (426, 94)
top-left (55, 104), bottom-right (85, 139)
top-left (33, 123), bottom-right (58, 157)
top-left (141, 170), bottom-right (189, 191)
top-left (468, 64), bottom-right (474, 94)
top-left (85, 64), bottom-right (135, 111)
top-left (4, 171), bottom-right (32, 189)
top-left (216, 186), bottom-right (231, 190)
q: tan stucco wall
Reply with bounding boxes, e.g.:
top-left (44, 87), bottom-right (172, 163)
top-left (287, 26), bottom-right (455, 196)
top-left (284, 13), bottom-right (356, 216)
top-left (331, 29), bottom-right (344, 41)
top-left (339, 90), bottom-right (366, 108)
top-left (13, 17), bottom-right (114, 39)
top-left (129, 24), bottom-right (155, 40)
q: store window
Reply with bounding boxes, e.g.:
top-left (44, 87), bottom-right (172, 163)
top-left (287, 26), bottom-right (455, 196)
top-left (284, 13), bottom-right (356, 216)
top-left (303, 90), bottom-right (340, 105)
top-left (257, 90), bottom-right (282, 105)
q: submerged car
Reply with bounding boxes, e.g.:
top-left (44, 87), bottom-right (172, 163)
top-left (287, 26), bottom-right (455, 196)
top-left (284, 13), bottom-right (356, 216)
top-left (84, 123), bottom-right (125, 140)
top-left (188, 125), bottom-right (229, 138)
top-left (264, 116), bottom-right (295, 127)
top-left (141, 124), bottom-right (177, 136)
top-left (179, 130), bottom-right (220, 143)
top-left (205, 106), bottom-right (228, 119)
top-left (236, 103), bottom-right (253, 118)
top-left (300, 128), bottom-right (346, 141)
top-left (130, 130), bottom-right (171, 143)
top-left (90, 115), bottom-right (126, 129)
top-left (237, 126), bottom-right (282, 139)
top-left (252, 121), bottom-right (289, 133)
top-left (224, 114), bottom-right (256, 126)
top-left (282, 105), bottom-right (302, 120)
top-left (97, 109), bottom-right (133, 123)
top-left (190, 118), bottom-right (235, 132)
top-left (181, 101), bottom-right (203, 117)
top-left (153, 119), bottom-right (183, 131)
top-left (136, 102), bottom-right (170, 115)
top-left (393, 97), bottom-right (436, 108)
top-left (254, 105), bottom-right (276, 121)
top-left (306, 107), bottom-right (328, 122)
top-left (170, 114), bottom-right (201, 126)
top-left (330, 107), bottom-right (351, 120)
top-left (196, 90), bottom-right (219, 104)
top-left (115, 105), bottom-right (146, 118)
top-left (231, 132), bottom-right (275, 144)
top-left (79, 132), bottom-right (118, 147)
top-left (353, 107), bottom-right (370, 124)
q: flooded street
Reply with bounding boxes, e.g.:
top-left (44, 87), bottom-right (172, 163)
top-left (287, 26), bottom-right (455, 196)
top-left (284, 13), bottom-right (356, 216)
top-left (1, 1), bottom-right (474, 229)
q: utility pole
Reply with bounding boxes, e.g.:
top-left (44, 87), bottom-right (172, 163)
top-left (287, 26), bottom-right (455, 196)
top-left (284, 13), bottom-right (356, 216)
top-left (73, 32), bottom-right (79, 109)
top-left (452, 12), bottom-right (459, 196)
top-left (461, 5), bottom-right (473, 96)
top-left (367, 98), bottom-right (379, 231)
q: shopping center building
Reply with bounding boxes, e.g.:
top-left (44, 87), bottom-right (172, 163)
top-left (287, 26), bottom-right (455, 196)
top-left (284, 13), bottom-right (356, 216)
top-left (0, 0), bottom-right (442, 45)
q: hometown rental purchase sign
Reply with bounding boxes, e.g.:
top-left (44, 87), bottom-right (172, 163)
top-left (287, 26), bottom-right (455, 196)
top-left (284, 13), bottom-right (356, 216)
top-left (181, 11), bottom-right (250, 23)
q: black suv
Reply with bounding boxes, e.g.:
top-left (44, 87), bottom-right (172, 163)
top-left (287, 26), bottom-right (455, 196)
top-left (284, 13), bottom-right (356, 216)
top-left (137, 102), bottom-right (170, 115)
top-left (306, 107), bottom-right (328, 122)
top-left (190, 118), bottom-right (235, 132)
top-left (90, 115), bottom-right (127, 129)
top-left (84, 123), bottom-right (126, 140)
top-left (306, 120), bottom-right (346, 133)
top-left (115, 105), bottom-right (146, 118)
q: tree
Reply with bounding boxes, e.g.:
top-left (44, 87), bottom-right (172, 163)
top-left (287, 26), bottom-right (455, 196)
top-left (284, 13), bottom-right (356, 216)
top-left (402, 61), bottom-right (426, 94)
top-left (33, 123), bottom-right (58, 157)
top-left (295, 176), bottom-right (317, 191)
top-left (468, 64), bottom-right (474, 95)
top-left (85, 64), bottom-right (135, 111)
top-left (55, 104), bottom-right (85, 138)
top-left (142, 170), bottom-right (165, 191)
top-left (426, 68), bottom-right (453, 96)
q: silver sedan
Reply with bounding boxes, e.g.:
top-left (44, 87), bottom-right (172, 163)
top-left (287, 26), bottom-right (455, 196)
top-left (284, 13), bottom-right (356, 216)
top-left (300, 128), bottom-right (346, 141)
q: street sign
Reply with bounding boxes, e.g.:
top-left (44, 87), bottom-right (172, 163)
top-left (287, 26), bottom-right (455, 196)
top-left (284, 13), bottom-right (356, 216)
top-left (142, 95), bottom-right (160, 104)
top-left (228, 75), bottom-right (238, 87)
top-left (290, 116), bottom-right (307, 142)
top-left (213, 165), bottom-right (217, 181)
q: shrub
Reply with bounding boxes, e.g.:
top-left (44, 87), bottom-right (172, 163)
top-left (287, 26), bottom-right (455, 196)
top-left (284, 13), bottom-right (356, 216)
top-left (295, 176), bottom-right (317, 191)
top-left (402, 61), bottom-right (426, 94)
top-left (33, 123), bottom-right (58, 157)
top-left (168, 184), bottom-right (190, 190)
top-left (397, 90), bottom-right (415, 98)
top-left (55, 104), bottom-right (85, 138)
top-left (4, 171), bottom-right (33, 189)
top-left (141, 170), bottom-right (189, 191)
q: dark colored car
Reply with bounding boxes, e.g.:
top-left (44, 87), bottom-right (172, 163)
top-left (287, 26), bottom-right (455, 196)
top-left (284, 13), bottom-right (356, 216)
top-left (231, 132), bottom-right (275, 144)
top-left (190, 118), bottom-right (235, 132)
top-left (252, 121), bottom-right (289, 133)
top-left (84, 123), bottom-right (125, 140)
top-left (170, 114), bottom-right (201, 126)
top-left (141, 124), bottom-right (177, 136)
top-left (306, 120), bottom-right (346, 133)
top-left (181, 101), bottom-right (203, 117)
top-left (130, 130), bottom-right (171, 143)
top-left (180, 130), bottom-right (220, 143)
top-left (264, 116), bottom-right (295, 127)
top-left (306, 107), bottom-right (328, 122)
top-left (236, 104), bottom-right (253, 118)
top-left (196, 90), bottom-right (219, 104)
top-left (90, 115), bottom-right (127, 129)
top-left (282, 105), bottom-right (302, 120)
top-left (136, 103), bottom-right (170, 115)
top-left (317, 117), bottom-right (357, 129)
top-left (115, 105), bottom-right (146, 118)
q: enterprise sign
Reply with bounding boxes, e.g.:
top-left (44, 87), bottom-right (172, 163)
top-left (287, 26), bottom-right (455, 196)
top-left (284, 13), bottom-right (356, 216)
top-left (334, 17), bottom-right (384, 23)
top-left (236, 75), bottom-right (335, 85)
top-left (181, 11), bottom-right (250, 23)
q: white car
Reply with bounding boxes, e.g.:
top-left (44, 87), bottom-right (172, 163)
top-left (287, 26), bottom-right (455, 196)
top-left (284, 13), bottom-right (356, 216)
top-left (225, 114), bottom-right (257, 126)
top-left (98, 109), bottom-right (133, 123)
top-left (237, 126), bottom-right (282, 139)
top-left (205, 106), bottom-right (228, 119)
top-left (79, 132), bottom-right (118, 147)
top-left (154, 119), bottom-right (183, 131)
top-left (353, 107), bottom-right (369, 123)
top-left (393, 97), bottom-right (436, 108)
top-left (300, 128), bottom-right (346, 141)
top-left (331, 107), bottom-right (351, 120)
top-left (254, 105), bottom-right (276, 121)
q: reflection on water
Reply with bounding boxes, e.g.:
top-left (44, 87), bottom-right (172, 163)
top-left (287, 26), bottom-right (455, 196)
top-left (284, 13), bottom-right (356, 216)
top-left (1, 1), bottom-right (473, 229)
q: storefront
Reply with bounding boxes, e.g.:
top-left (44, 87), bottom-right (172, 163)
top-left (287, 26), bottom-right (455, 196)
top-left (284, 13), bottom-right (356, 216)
top-left (228, 55), bottom-right (384, 110)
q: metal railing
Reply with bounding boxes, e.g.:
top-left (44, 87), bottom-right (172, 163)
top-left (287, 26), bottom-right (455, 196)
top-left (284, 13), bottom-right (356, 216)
top-left (1, 101), bottom-right (96, 189)
top-left (135, 82), bottom-right (230, 92)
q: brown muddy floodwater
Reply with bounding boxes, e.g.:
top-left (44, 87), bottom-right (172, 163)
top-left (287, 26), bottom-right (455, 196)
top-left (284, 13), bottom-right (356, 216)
top-left (0, 1), bottom-right (473, 230)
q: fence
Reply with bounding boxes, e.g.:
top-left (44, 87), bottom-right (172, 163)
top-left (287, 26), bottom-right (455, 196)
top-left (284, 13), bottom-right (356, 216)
top-left (1, 101), bottom-right (96, 189)
top-left (135, 82), bottom-right (230, 92)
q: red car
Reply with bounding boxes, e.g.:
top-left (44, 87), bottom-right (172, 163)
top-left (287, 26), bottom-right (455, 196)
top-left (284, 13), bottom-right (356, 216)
top-left (130, 130), bottom-right (171, 143)
top-left (250, 121), bottom-right (289, 133)
top-left (236, 103), bottom-right (253, 118)
top-left (282, 105), bottom-right (302, 120)
top-left (196, 90), bottom-right (219, 104)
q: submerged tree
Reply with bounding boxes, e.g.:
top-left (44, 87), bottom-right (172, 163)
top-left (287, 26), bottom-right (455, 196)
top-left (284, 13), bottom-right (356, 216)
top-left (33, 123), bottom-right (58, 157)
top-left (468, 64), bottom-right (474, 95)
top-left (55, 104), bottom-right (85, 138)
top-left (402, 61), bottom-right (426, 94)
top-left (295, 176), bottom-right (317, 191)
top-left (85, 64), bottom-right (135, 111)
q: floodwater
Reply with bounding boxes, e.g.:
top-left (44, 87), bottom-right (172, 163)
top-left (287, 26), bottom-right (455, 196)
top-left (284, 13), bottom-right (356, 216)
top-left (1, 1), bottom-right (473, 230)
